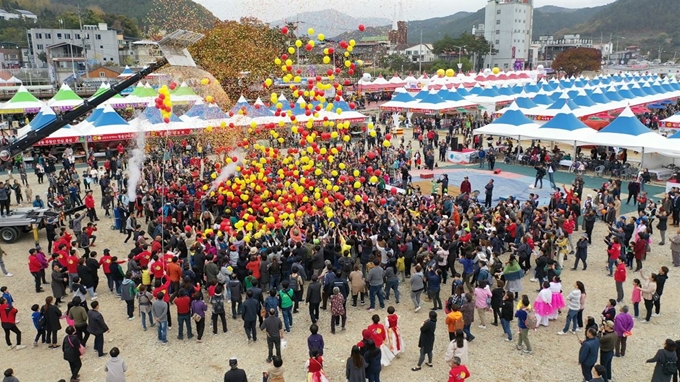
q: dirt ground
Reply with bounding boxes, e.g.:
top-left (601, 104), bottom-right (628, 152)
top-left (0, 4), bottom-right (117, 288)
top-left (0, 135), bottom-right (676, 382)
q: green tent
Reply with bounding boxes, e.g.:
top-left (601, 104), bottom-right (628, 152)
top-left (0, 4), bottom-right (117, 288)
top-left (170, 82), bottom-right (200, 102)
top-left (48, 83), bottom-right (83, 111)
top-left (0, 85), bottom-right (44, 114)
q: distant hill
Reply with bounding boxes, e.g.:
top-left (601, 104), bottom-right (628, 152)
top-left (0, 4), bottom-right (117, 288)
top-left (332, 5), bottom-right (606, 45)
top-left (269, 9), bottom-right (390, 40)
top-left (9, 0), bottom-right (218, 33)
top-left (567, 0), bottom-right (680, 37)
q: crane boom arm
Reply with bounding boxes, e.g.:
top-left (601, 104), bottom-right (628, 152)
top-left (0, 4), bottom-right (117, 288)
top-left (0, 57), bottom-right (169, 161)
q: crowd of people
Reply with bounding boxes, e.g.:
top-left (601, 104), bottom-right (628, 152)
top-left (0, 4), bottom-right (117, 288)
top-left (1, 118), bottom-right (680, 382)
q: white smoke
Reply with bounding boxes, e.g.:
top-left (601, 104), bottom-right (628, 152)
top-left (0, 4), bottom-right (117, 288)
top-left (208, 149), bottom-right (245, 193)
top-left (127, 118), bottom-right (146, 201)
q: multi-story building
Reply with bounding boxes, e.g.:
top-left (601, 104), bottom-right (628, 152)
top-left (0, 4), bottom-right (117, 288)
top-left (26, 23), bottom-right (120, 71)
top-left (401, 44), bottom-right (436, 64)
top-left (484, 0), bottom-right (533, 70)
top-left (0, 42), bottom-right (23, 69)
top-left (389, 21), bottom-right (408, 46)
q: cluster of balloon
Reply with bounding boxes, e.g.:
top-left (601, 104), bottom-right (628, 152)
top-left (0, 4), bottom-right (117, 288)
top-left (154, 83), bottom-right (174, 124)
top-left (203, 24), bottom-right (401, 243)
top-left (435, 69), bottom-right (457, 78)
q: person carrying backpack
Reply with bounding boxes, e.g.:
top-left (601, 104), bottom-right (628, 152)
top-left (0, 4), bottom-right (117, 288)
top-left (646, 338), bottom-right (678, 381)
top-left (279, 280), bottom-right (294, 332)
top-left (289, 267), bottom-right (303, 313)
top-left (210, 285), bottom-right (227, 334)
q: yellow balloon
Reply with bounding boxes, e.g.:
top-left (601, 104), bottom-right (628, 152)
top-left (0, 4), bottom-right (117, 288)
top-left (318, 33), bottom-right (325, 41)
top-left (342, 135), bottom-right (350, 142)
top-left (200, 78), bottom-right (209, 85)
top-left (446, 69), bottom-right (455, 77)
top-left (295, 40), bottom-right (302, 48)
top-left (307, 28), bottom-right (315, 35)
top-left (347, 46), bottom-right (353, 53)
top-left (383, 140), bottom-right (391, 147)
top-left (331, 131), bottom-right (338, 139)
top-left (288, 47), bottom-right (295, 55)
top-left (275, 58), bottom-right (282, 65)
top-left (354, 195), bottom-right (362, 202)
top-left (492, 67), bottom-right (500, 75)
top-left (349, 39), bottom-right (356, 47)
top-left (339, 163), bottom-right (346, 170)
top-left (285, 59), bottom-right (293, 66)
top-left (353, 181), bottom-right (361, 189)
top-left (369, 176), bottom-right (378, 183)
top-left (436, 69), bottom-right (445, 77)
top-left (323, 56), bottom-right (330, 64)
top-left (344, 200), bottom-right (351, 207)
top-left (265, 78), bottom-right (273, 87)
top-left (353, 170), bottom-right (360, 177)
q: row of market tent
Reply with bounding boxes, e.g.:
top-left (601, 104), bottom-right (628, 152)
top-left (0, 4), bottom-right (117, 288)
top-left (0, 81), bottom-right (204, 114)
top-left (14, 89), bottom-right (370, 145)
top-left (474, 101), bottom-right (680, 161)
top-left (378, 72), bottom-right (680, 126)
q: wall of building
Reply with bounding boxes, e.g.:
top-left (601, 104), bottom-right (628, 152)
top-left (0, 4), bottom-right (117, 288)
top-left (484, 0), bottom-right (533, 70)
top-left (27, 25), bottom-right (119, 69)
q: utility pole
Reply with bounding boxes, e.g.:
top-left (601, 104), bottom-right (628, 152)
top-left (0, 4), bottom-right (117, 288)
top-left (77, 3), bottom-right (88, 78)
top-left (418, 29), bottom-right (422, 74)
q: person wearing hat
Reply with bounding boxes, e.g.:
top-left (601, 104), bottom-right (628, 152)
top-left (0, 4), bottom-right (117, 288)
top-left (598, 320), bottom-right (617, 382)
top-left (224, 357), bottom-right (247, 382)
top-left (460, 176), bottom-right (471, 195)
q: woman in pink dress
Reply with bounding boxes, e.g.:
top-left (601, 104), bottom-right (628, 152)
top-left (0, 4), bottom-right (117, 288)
top-left (548, 276), bottom-right (565, 320)
top-left (305, 349), bottom-right (329, 382)
top-left (533, 281), bottom-right (553, 327)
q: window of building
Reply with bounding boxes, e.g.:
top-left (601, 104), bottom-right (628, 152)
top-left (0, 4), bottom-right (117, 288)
top-left (99, 71), bottom-right (105, 78)
top-left (75, 34), bottom-right (81, 39)
top-left (99, 45), bottom-right (103, 49)
top-left (45, 33), bottom-right (51, 39)
top-left (57, 33), bottom-right (62, 39)
top-left (496, 20), bottom-right (500, 24)
top-left (495, 40), bottom-right (499, 45)
top-left (497, 9), bottom-right (500, 14)
top-left (36, 33), bottom-right (42, 39)
top-left (36, 44), bottom-right (43, 50)
top-left (102, 57), bottom-right (106, 61)
top-left (504, 63), bottom-right (509, 68)
top-left (96, 34), bottom-right (101, 40)
top-left (496, 30), bottom-right (500, 35)
top-left (65, 33), bottom-right (71, 39)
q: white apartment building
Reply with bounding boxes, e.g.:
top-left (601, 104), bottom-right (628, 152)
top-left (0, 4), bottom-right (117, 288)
top-left (484, 0), bottom-right (533, 70)
top-left (26, 23), bottom-right (120, 69)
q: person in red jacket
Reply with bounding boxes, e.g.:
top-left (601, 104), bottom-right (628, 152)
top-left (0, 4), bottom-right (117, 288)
top-left (459, 176), bottom-right (471, 195)
top-left (134, 246), bottom-right (152, 268)
top-left (84, 190), bottom-right (99, 222)
top-left (448, 356), bottom-right (470, 382)
top-left (28, 249), bottom-right (44, 293)
top-left (84, 222), bottom-right (97, 247)
top-left (614, 257), bottom-right (627, 303)
top-left (153, 278), bottom-right (172, 329)
top-left (245, 254), bottom-right (261, 280)
top-left (99, 248), bottom-right (114, 292)
top-left (55, 244), bottom-right (69, 268)
top-left (65, 250), bottom-right (80, 291)
top-left (0, 297), bottom-right (24, 349)
top-left (563, 216), bottom-right (575, 254)
top-left (367, 314), bottom-right (387, 347)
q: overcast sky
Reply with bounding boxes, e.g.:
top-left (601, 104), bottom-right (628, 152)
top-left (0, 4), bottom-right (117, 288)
top-left (195, 0), bottom-right (616, 23)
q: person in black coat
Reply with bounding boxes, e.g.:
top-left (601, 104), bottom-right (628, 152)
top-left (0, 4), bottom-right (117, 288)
top-left (241, 290), bottom-right (259, 342)
top-left (42, 296), bottom-right (62, 348)
top-left (76, 258), bottom-right (95, 298)
top-left (86, 301), bottom-right (109, 357)
top-left (85, 252), bottom-right (100, 293)
top-left (412, 310), bottom-right (437, 371)
top-left (305, 275), bottom-right (323, 324)
top-left (62, 326), bottom-right (82, 382)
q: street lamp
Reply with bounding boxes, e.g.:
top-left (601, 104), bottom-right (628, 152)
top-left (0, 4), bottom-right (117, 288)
top-left (452, 45), bottom-right (466, 64)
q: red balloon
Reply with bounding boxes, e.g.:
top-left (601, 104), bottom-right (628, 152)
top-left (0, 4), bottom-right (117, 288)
top-left (328, 47), bottom-right (334, 54)
top-left (390, 187), bottom-right (397, 195)
top-left (374, 169), bottom-right (382, 177)
top-left (163, 117), bottom-right (170, 124)
top-left (169, 81), bottom-right (178, 90)
top-left (281, 26), bottom-right (289, 35)
top-left (380, 198), bottom-right (387, 205)
top-left (281, 54), bottom-right (288, 60)
top-left (385, 133), bottom-right (393, 140)
top-left (349, 102), bottom-right (356, 109)
top-left (358, 24), bottom-right (365, 32)
top-left (367, 152), bottom-right (375, 159)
